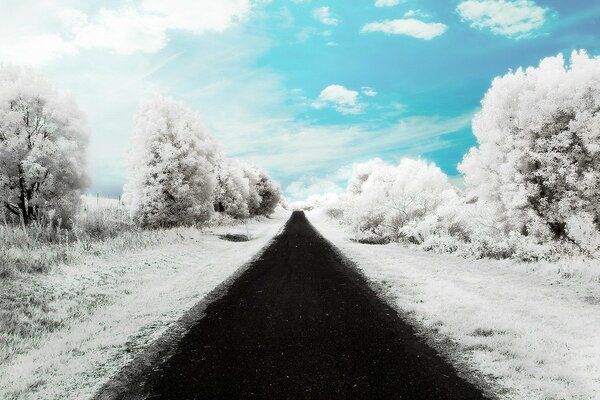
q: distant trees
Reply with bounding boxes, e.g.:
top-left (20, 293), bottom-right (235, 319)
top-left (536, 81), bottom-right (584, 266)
top-left (341, 158), bottom-right (459, 244)
top-left (459, 50), bottom-right (600, 247)
top-left (214, 159), bottom-right (251, 219)
top-left (124, 95), bottom-right (282, 228)
top-left (0, 65), bottom-right (89, 225)
top-left (253, 170), bottom-right (282, 216)
top-left (123, 96), bottom-right (220, 228)
top-left (213, 159), bottom-right (282, 219)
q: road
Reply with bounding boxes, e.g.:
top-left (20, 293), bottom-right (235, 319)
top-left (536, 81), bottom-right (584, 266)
top-left (99, 211), bottom-right (487, 399)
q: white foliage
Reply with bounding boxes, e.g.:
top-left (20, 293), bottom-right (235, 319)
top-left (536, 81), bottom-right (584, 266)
top-left (459, 50), bottom-right (600, 244)
top-left (213, 158), bottom-right (251, 219)
top-left (253, 169), bottom-right (283, 216)
top-left (123, 96), bottom-right (220, 228)
top-left (342, 158), bottom-right (460, 244)
top-left (566, 212), bottom-right (600, 255)
top-left (0, 64), bottom-right (89, 224)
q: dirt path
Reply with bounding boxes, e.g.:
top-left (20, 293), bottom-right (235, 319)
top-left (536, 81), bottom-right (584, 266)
top-left (97, 211), bottom-right (487, 399)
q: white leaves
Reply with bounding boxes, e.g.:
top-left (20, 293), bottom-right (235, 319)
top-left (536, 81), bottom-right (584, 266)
top-left (341, 158), bottom-right (458, 243)
top-left (0, 64), bottom-right (89, 222)
top-left (123, 95), bottom-right (220, 227)
top-left (459, 50), bottom-right (600, 242)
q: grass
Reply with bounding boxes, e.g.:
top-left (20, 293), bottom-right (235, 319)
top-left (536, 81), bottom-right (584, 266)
top-left (0, 207), bottom-right (289, 400)
top-left (310, 210), bottom-right (600, 400)
top-left (0, 197), bottom-right (169, 365)
top-left (0, 196), bottom-right (164, 278)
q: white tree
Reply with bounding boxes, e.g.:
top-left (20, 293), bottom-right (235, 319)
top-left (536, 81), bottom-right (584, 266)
top-left (459, 50), bottom-right (600, 244)
top-left (123, 96), bottom-right (220, 228)
top-left (253, 170), bottom-right (282, 216)
top-left (343, 158), bottom-right (459, 243)
top-left (0, 64), bottom-right (89, 225)
top-left (213, 158), bottom-right (251, 219)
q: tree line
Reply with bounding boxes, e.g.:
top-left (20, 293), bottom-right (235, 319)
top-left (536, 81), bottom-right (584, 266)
top-left (0, 66), bottom-right (281, 229)
top-left (319, 50), bottom-right (600, 260)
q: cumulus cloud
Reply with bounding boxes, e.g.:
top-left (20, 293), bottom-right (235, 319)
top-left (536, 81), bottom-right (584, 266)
top-left (361, 18), bottom-right (448, 40)
top-left (0, 0), bottom-right (253, 65)
top-left (457, 0), bottom-right (548, 38)
top-left (312, 6), bottom-right (339, 26)
top-left (375, 0), bottom-right (403, 7)
top-left (312, 85), bottom-right (364, 115)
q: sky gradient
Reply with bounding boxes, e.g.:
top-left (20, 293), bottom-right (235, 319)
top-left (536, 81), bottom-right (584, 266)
top-left (1, 0), bottom-right (599, 200)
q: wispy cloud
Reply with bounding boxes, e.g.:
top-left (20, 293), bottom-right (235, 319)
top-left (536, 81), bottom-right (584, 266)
top-left (457, 0), bottom-right (548, 39)
top-left (226, 112), bottom-right (476, 186)
top-left (361, 18), bottom-right (448, 40)
top-left (361, 87), bottom-right (378, 97)
top-left (312, 6), bottom-right (339, 26)
top-left (375, 0), bottom-right (404, 7)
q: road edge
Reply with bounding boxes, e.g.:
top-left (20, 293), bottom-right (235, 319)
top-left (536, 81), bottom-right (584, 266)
top-left (303, 214), bottom-right (501, 400)
top-left (93, 218), bottom-right (290, 400)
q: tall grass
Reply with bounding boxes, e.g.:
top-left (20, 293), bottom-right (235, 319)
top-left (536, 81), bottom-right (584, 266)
top-left (0, 196), bottom-right (160, 279)
top-left (0, 196), bottom-right (165, 364)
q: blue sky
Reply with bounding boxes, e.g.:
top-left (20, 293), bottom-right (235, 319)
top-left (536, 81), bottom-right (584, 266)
top-left (1, 0), bottom-right (599, 200)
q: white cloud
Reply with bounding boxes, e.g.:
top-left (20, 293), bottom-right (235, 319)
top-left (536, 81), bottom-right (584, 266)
top-left (375, 0), bottom-right (403, 7)
top-left (361, 86), bottom-right (377, 97)
top-left (0, 0), bottom-right (253, 65)
top-left (233, 112), bottom-right (475, 184)
top-left (0, 34), bottom-right (78, 66)
top-left (286, 176), bottom-right (344, 200)
top-left (141, 0), bottom-right (251, 34)
top-left (404, 9), bottom-right (431, 18)
top-left (457, 0), bottom-right (548, 38)
top-left (312, 85), bottom-right (364, 115)
top-left (74, 8), bottom-right (167, 54)
top-left (312, 6), bottom-right (339, 26)
top-left (361, 19), bottom-right (448, 40)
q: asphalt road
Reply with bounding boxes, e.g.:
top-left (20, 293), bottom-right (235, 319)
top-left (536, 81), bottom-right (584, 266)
top-left (105, 211), bottom-right (487, 399)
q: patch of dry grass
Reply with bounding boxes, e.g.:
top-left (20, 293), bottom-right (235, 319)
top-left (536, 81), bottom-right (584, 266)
top-left (0, 197), bottom-right (166, 364)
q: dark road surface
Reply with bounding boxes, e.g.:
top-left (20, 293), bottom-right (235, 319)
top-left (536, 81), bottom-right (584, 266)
top-left (103, 211), bottom-right (487, 399)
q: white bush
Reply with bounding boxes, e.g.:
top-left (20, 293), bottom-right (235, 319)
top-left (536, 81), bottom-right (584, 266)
top-left (342, 158), bottom-right (460, 244)
top-left (123, 96), bottom-right (220, 228)
top-left (0, 64), bottom-right (89, 225)
top-left (213, 159), bottom-right (251, 219)
top-left (253, 170), bottom-right (283, 216)
top-left (459, 50), bottom-right (600, 244)
top-left (566, 212), bottom-right (600, 255)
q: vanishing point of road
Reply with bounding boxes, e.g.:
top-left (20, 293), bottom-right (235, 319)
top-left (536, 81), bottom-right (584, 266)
top-left (97, 211), bottom-right (487, 400)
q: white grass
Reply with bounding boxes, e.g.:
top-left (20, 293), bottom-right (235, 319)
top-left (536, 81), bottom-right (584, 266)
top-left (308, 209), bottom-right (600, 400)
top-left (0, 208), bottom-right (289, 400)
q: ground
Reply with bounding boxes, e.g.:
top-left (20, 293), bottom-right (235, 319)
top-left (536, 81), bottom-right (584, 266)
top-left (0, 209), bottom-right (289, 400)
top-left (308, 210), bottom-right (600, 400)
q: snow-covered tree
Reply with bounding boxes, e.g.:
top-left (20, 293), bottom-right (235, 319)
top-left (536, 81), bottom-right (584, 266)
top-left (0, 65), bottom-right (89, 225)
top-left (253, 170), bottom-right (282, 216)
top-left (459, 50), bottom-right (600, 243)
top-left (213, 158), bottom-right (251, 219)
top-left (123, 96), bottom-right (220, 228)
top-left (343, 158), bottom-right (459, 243)
top-left (241, 164), bottom-right (263, 216)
